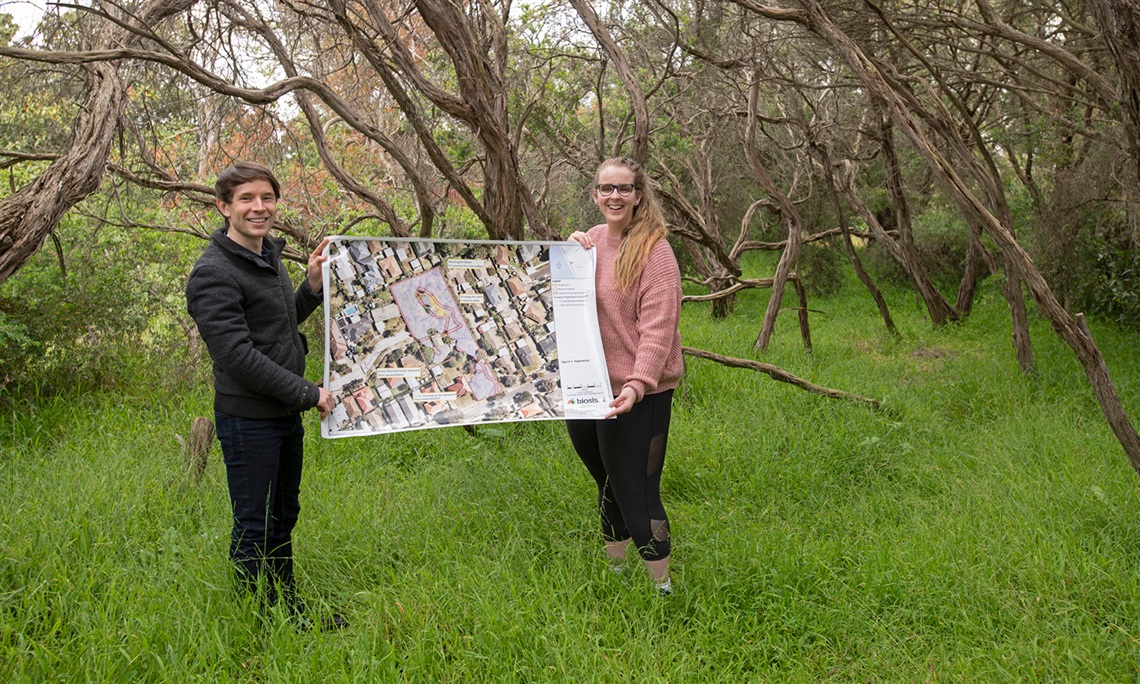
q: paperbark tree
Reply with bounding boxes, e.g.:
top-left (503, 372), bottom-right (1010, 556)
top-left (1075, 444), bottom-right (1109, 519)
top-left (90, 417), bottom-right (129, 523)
top-left (729, 0), bottom-right (1140, 471)
top-left (567, 0), bottom-right (649, 164)
top-left (0, 0), bottom-right (195, 284)
top-left (746, 71), bottom-right (805, 352)
top-left (0, 0), bottom-right (562, 287)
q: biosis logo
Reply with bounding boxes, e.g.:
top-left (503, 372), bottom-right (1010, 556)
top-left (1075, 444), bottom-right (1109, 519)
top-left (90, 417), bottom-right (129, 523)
top-left (567, 397), bottom-right (601, 405)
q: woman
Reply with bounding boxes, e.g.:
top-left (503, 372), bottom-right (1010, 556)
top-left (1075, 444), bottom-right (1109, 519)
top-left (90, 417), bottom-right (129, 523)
top-left (567, 157), bottom-right (683, 594)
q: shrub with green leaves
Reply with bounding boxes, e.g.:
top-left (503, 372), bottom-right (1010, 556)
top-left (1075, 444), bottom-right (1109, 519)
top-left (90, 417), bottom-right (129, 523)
top-left (0, 219), bottom-right (202, 397)
top-left (797, 239), bottom-right (847, 297)
top-left (1064, 231), bottom-right (1140, 329)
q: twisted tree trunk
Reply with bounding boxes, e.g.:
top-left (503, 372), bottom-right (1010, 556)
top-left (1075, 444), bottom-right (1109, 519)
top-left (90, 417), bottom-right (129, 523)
top-left (567, 0), bottom-right (649, 164)
top-left (0, 0), bottom-right (194, 286)
top-left (746, 72), bottom-right (803, 351)
top-left (1088, 0), bottom-right (1140, 187)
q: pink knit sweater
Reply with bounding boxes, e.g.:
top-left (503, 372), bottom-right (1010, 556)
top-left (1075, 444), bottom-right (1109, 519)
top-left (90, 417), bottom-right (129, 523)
top-left (587, 224), bottom-right (684, 402)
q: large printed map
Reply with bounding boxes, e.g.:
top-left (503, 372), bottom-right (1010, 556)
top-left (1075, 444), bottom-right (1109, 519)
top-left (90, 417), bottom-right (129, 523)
top-left (322, 237), bottom-right (612, 437)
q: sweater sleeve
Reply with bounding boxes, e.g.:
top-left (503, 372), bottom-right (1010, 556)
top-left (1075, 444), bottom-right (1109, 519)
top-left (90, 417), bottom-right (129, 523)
top-left (622, 240), bottom-right (682, 402)
top-left (186, 264), bottom-right (320, 411)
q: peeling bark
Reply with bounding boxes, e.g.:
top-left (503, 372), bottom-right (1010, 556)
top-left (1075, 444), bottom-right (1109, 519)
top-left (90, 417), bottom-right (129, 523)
top-left (0, 0), bottom-right (196, 285)
top-left (746, 72), bottom-right (803, 352)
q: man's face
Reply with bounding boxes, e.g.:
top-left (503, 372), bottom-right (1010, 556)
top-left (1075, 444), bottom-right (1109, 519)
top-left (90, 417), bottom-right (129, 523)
top-left (217, 179), bottom-right (278, 251)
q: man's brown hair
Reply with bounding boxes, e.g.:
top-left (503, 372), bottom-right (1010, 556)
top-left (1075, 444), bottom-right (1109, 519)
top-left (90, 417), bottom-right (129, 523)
top-left (214, 161), bottom-right (281, 204)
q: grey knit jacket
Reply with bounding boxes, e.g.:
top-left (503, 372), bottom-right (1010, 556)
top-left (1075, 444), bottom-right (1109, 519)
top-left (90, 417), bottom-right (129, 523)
top-left (186, 228), bottom-right (322, 418)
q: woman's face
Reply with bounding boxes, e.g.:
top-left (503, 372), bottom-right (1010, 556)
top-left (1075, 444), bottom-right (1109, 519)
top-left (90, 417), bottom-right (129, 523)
top-left (592, 165), bottom-right (640, 230)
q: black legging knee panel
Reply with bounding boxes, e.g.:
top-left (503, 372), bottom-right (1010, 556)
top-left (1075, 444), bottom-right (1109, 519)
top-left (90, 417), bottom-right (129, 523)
top-left (567, 389), bottom-right (673, 561)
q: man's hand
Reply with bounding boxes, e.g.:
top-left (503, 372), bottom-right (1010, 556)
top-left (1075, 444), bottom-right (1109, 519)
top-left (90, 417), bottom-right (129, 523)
top-left (307, 237), bottom-right (330, 294)
top-left (604, 386), bottom-right (637, 419)
top-left (317, 387), bottom-right (335, 419)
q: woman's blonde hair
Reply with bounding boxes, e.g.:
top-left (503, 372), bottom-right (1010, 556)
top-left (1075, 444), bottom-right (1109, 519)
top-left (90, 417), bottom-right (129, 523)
top-left (595, 157), bottom-right (668, 291)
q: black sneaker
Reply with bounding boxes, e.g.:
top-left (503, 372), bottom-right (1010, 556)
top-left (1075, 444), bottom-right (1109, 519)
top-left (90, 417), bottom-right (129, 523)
top-left (287, 596), bottom-right (350, 631)
top-left (295, 611), bottom-right (350, 632)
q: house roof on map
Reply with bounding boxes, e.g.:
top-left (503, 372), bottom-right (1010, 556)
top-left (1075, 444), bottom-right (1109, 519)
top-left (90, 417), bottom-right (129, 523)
top-left (348, 241), bottom-right (373, 263)
top-left (330, 325), bottom-right (348, 362)
top-left (518, 243), bottom-right (541, 264)
top-left (397, 395), bottom-right (421, 424)
top-left (379, 255), bottom-right (401, 279)
top-left (525, 300), bottom-right (546, 323)
top-left (446, 378), bottom-right (470, 396)
top-left (536, 335), bottom-right (556, 356)
top-left (342, 320), bottom-right (372, 342)
top-left (494, 244), bottom-right (511, 266)
top-left (353, 386), bottom-right (378, 409)
top-left (382, 401), bottom-right (407, 427)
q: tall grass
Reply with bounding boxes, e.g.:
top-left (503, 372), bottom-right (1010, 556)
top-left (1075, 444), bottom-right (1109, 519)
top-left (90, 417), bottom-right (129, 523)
top-left (2, 270), bottom-right (1139, 681)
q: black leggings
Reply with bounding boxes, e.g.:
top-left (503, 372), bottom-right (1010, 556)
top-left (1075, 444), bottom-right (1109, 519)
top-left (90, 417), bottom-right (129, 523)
top-left (566, 389), bottom-right (673, 562)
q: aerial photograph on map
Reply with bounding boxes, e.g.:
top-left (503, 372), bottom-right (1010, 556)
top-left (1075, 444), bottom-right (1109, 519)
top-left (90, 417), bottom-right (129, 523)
top-left (322, 237), bottom-right (611, 437)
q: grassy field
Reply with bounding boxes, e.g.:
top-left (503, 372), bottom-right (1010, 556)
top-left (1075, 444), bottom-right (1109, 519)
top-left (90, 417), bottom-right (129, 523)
top-left (2, 269), bottom-right (1140, 682)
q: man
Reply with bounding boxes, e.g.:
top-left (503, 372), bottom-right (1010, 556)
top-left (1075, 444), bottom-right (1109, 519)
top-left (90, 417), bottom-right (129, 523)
top-left (186, 161), bottom-right (342, 627)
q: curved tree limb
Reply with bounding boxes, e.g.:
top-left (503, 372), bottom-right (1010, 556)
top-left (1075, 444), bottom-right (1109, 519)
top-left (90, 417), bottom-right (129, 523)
top-left (681, 277), bottom-right (781, 302)
top-left (222, 2), bottom-right (414, 237)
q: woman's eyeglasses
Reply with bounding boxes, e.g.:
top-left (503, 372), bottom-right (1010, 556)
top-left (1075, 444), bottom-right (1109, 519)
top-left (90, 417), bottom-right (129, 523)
top-left (595, 183), bottom-right (636, 197)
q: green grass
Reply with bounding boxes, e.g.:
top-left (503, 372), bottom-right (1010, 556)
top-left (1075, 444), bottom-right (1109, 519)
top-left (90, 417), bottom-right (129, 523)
top-left (3, 270), bottom-right (1140, 682)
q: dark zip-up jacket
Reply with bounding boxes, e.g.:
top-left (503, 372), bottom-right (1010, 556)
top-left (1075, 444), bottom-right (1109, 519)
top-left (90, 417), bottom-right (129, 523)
top-left (186, 228), bottom-right (322, 418)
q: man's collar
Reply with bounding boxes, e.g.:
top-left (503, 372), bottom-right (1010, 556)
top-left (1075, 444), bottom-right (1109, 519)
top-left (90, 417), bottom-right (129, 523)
top-left (211, 227), bottom-right (285, 266)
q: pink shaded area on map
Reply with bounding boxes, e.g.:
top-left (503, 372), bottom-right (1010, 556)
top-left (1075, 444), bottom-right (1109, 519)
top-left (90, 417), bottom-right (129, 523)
top-left (390, 267), bottom-right (503, 401)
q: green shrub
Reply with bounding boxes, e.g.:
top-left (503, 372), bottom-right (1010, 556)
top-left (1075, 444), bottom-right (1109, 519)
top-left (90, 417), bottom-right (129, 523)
top-left (1064, 232), bottom-right (1140, 329)
top-left (437, 201), bottom-right (490, 241)
top-left (860, 238), bottom-right (908, 287)
top-left (0, 220), bottom-right (203, 398)
top-left (797, 239), bottom-right (847, 297)
top-left (913, 206), bottom-right (976, 289)
top-left (860, 206), bottom-right (985, 294)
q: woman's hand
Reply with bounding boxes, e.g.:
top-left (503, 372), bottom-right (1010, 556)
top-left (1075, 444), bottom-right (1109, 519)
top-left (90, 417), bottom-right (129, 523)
top-left (604, 386), bottom-right (637, 418)
top-left (568, 231), bottom-right (594, 250)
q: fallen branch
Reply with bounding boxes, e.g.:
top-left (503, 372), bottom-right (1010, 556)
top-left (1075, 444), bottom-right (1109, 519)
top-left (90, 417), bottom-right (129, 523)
top-left (682, 345), bottom-right (884, 411)
top-left (682, 278), bottom-right (779, 302)
top-left (734, 226), bottom-right (889, 253)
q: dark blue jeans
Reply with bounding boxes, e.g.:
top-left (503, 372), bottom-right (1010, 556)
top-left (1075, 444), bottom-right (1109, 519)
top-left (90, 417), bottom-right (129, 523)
top-left (214, 411), bottom-right (304, 597)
